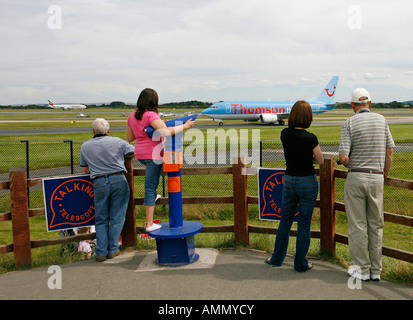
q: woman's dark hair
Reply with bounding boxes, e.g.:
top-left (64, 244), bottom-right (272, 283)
top-left (287, 100), bottom-right (313, 129)
top-left (135, 88), bottom-right (159, 120)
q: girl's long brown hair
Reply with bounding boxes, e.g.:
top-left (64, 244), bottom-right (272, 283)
top-left (135, 88), bottom-right (159, 120)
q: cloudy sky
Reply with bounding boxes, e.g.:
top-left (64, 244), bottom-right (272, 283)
top-left (1, 0), bottom-right (412, 105)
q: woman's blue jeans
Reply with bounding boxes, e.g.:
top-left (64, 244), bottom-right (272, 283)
top-left (270, 174), bottom-right (319, 272)
top-left (93, 174), bottom-right (130, 257)
top-left (138, 159), bottom-right (163, 206)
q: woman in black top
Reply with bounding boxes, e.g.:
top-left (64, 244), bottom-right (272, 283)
top-left (266, 100), bottom-right (324, 272)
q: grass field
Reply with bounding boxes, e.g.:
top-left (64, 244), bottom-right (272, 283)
top-left (0, 108), bottom-right (412, 285)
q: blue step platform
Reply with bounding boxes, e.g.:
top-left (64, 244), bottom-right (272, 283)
top-left (146, 114), bottom-right (203, 267)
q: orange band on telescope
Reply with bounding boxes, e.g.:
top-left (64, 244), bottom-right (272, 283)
top-left (168, 176), bottom-right (181, 193)
top-left (163, 150), bottom-right (183, 172)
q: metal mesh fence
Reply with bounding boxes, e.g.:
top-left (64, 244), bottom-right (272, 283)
top-left (0, 139), bottom-right (412, 218)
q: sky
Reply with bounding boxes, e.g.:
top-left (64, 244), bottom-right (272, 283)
top-left (1, 0), bottom-right (412, 105)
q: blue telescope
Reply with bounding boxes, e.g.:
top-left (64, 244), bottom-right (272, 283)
top-left (146, 114), bottom-right (203, 266)
top-left (144, 114), bottom-right (197, 139)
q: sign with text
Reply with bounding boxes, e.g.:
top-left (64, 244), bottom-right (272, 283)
top-left (258, 168), bottom-right (300, 221)
top-left (43, 175), bottom-right (95, 232)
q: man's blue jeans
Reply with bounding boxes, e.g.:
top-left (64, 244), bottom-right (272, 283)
top-left (270, 174), bottom-right (319, 272)
top-left (93, 174), bottom-right (130, 257)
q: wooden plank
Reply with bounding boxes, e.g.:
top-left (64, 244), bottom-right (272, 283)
top-left (121, 156), bottom-right (137, 248)
top-left (334, 201), bottom-right (346, 212)
top-left (182, 167), bottom-right (233, 175)
top-left (334, 169), bottom-right (348, 179)
top-left (9, 167), bottom-right (32, 267)
top-left (133, 166), bottom-right (233, 177)
top-left (28, 208), bottom-right (45, 218)
top-left (335, 233), bottom-right (413, 263)
top-left (0, 244), bottom-right (13, 254)
top-left (31, 233), bottom-right (96, 248)
top-left (27, 178), bottom-right (42, 188)
top-left (182, 196), bottom-right (233, 204)
top-left (136, 224), bottom-right (235, 234)
top-left (384, 212), bottom-right (413, 227)
top-left (0, 211), bottom-right (12, 222)
top-left (334, 233), bottom-right (348, 245)
top-left (385, 177), bottom-right (413, 190)
top-left (382, 246), bottom-right (413, 263)
top-left (335, 201), bottom-right (413, 227)
top-left (0, 181), bottom-right (10, 190)
top-left (248, 225), bottom-right (321, 239)
top-left (335, 169), bottom-right (413, 191)
top-left (200, 225), bottom-right (234, 233)
top-left (319, 156), bottom-right (336, 255)
top-left (247, 196), bottom-right (258, 204)
top-left (134, 196), bottom-right (234, 206)
top-left (232, 156), bottom-right (249, 245)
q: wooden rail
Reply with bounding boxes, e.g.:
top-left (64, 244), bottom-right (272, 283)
top-left (1, 155), bottom-right (412, 267)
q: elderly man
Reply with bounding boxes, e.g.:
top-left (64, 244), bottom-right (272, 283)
top-left (80, 118), bottom-right (134, 262)
top-left (339, 88), bottom-right (395, 281)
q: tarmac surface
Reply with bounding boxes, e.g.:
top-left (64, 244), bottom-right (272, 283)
top-left (0, 248), bottom-right (412, 302)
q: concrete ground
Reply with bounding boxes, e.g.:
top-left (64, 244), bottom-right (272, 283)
top-left (0, 248), bottom-right (412, 302)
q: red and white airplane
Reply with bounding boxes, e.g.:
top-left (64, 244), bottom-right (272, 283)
top-left (48, 100), bottom-right (86, 110)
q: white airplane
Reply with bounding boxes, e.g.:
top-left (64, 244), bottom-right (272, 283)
top-left (76, 112), bottom-right (90, 118)
top-left (201, 76), bottom-right (339, 126)
top-left (158, 111), bottom-right (175, 117)
top-left (48, 100), bottom-right (86, 110)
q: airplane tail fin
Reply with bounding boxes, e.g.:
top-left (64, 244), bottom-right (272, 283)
top-left (309, 76), bottom-right (339, 104)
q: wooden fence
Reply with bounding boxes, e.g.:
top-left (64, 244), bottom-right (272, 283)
top-left (1, 154), bottom-right (412, 268)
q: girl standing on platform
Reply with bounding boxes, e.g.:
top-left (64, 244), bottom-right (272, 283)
top-left (126, 88), bottom-right (195, 232)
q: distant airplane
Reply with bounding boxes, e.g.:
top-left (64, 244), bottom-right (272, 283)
top-left (48, 100), bottom-right (86, 110)
top-left (76, 112), bottom-right (90, 118)
top-left (201, 76), bottom-right (339, 126)
top-left (159, 111), bottom-right (175, 117)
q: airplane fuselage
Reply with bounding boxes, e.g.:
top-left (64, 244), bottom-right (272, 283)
top-left (50, 105), bottom-right (87, 110)
top-left (202, 76), bottom-right (339, 125)
top-left (202, 100), bottom-right (334, 125)
top-left (48, 100), bottom-right (86, 110)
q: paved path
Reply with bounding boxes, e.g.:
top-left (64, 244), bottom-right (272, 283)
top-left (0, 249), bottom-right (412, 303)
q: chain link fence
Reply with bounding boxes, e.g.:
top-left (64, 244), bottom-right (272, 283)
top-left (1, 139), bottom-right (412, 218)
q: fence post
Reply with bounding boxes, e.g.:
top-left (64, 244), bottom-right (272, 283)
top-left (20, 140), bottom-right (30, 207)
top-left (9, 167), bottom-right (32, 267)
top-left (319, 155), bottom-right (336, 256)
top-left (121, 155), bottom-right (136, 248)
top-left (64, 140), bottom-right (74, 174)
top-left (233, 155), bottom-right (249, 245)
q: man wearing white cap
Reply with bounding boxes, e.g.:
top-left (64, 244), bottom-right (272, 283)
top-left (339, 88), bottom-right (395, 281)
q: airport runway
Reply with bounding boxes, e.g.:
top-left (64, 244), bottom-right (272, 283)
top-left (1, 109), bottom-right (412, 136)
top-left (1, 117), bottom-right (412, 136)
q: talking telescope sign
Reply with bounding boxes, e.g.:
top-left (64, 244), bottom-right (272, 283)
top-left (43, 175), bottom-right (95, 232)
top-left (258, 168), bottom-right (300, 221)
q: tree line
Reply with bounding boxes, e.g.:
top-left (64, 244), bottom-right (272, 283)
top-left (1, 100), bottom-right (412, 109)
top-left (336, 101), bottom-right (413, 109)
top-left (0, 100), bottom-right (213, 109)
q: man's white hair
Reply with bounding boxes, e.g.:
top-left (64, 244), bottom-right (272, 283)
top-left (92, 118), bottom-right (110, 134)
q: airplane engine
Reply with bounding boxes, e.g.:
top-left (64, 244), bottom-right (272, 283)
top-left (260, 114), bottom-right (278, 124)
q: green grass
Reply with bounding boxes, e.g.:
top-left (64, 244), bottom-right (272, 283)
top-left (1, 206), bottom-right (412, 285)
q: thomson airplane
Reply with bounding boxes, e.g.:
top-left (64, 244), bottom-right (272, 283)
top-left (201, 76), bottom-right (339, 126)
top-left (48, 100), bottom-right (87, 110)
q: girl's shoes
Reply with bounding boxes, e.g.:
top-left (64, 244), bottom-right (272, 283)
top-left (146, 223), bottom-right (162, 232)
